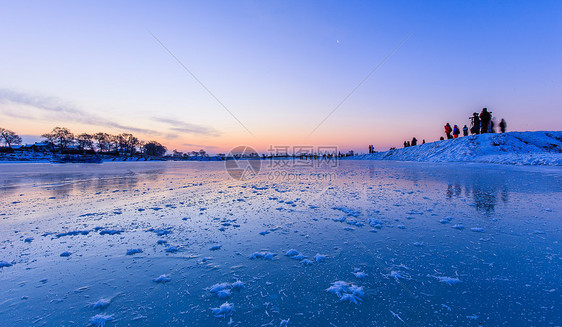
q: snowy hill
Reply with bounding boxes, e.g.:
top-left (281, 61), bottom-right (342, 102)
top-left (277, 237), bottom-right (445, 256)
top-left (351, 131), bottom-right (562, 166)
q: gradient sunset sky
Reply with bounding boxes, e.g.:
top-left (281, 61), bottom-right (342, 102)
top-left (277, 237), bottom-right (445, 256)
top-left (1, 1), bottom-right (560, 153)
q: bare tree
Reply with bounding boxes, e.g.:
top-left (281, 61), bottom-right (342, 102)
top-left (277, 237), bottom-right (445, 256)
top-left (76, 133), bottom-right (94, 153)
top-left (124, 133), bottom-right (140, 155)
top-left (137, 140), bottom-right (146, 155)
top-left (115, 133), bottom-right (140, 156)
top-left (107, 134), bottom-right (120, 153)
top-left (93, 133), bottom-right (111, 153)
top-left (0, 128), bottom-right (23, 149)
top-left (41, 127), bottom-right (74, 153)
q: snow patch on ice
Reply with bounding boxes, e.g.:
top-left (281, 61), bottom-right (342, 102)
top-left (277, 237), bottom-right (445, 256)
top-left (249, 252), bottom-right (277, 260)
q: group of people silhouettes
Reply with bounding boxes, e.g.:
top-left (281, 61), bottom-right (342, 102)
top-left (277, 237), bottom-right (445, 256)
top-left (443, 108), bottom-right (507, 140)
top-left (401, 107), bottom-right (507, 148)
top-left (403, 137), bottom-right (425, 148)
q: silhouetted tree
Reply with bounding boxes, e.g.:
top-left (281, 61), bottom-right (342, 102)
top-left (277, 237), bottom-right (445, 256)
top-left (0, 128), bottom-right (23, 149)
top-left (76, 133), bottom-right (94, 153)
top-left (42, 127), bottom-right (74, 153)
top-left (137, 140), bottom-right (146, 155)
top-left (93, 132), bottom-right (111, 153)
top-left (143, 141), bottom-right (167, 156)
top-left (117, 133), bottom-right (139, 155)
top-left (108, 134), bottom-right (120, 153)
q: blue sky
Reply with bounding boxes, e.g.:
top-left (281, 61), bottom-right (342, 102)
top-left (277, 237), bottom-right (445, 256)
top-left (0, 1), bottom-right (560, 153)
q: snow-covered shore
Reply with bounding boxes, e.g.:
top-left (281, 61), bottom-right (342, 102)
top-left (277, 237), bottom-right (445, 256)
top-left (350, 131), bottom-right (562, 166)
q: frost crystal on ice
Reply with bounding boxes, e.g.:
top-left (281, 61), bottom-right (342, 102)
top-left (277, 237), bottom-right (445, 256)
top-left (352, 271), bottom-right (368, 279)
top-left (326, 281), bottom-right (364, 304)
top-left (92, 298), bottom-right (111, 310)
top-left (126, 248), bottom-right (142, 255)
top-left (208, 281), bottom-right (245, 298)
top-left (153, 274), bottom-right (171, 283)
top-left (430, 275), bottom-right (462, 285)
top-left (211, 302), bottom-right (235, 318)
top-left (0, 261), bottom-right (13, 268)
top-left (89, 314), bottom-right (114, 327)
top-left (314, 254), bottom-right (327, 262)
top-left (249, 252), bottom-right (277, 260)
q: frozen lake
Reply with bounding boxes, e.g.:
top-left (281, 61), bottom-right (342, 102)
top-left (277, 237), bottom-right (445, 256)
top-left (0, 161), bottom-right (560, 326)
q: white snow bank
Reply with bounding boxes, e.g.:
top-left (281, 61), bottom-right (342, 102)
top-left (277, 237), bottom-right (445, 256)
top-left (350, 131), bottom-right (562, 166)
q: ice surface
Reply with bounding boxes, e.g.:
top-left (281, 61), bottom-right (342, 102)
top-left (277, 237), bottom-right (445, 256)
top-left (0, 160), bottom-right (560, 326)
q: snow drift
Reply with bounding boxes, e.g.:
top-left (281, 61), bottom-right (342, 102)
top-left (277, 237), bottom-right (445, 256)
top-left (351, 131), bottom-right (562, 165)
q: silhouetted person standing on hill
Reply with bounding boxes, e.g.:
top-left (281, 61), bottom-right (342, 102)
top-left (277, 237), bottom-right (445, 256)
top-left (403, 141), bottom-right (408, 148)
top-left (445, 123), bottom-right (453, 139)
top-left (470, 112), bottom-right (480, 134)
top-left (453, 125), bottom-right (460, 138)
top-left (479, 108), bottom-right (492, 133)
top-left (411, 137), bottom-right (417, 146)
top-left (422, 139), bottom-right (426, 144)
top-left (499, 119), bottom-right (507, 133)
top-left (463, 125), bottom-right (469, 137)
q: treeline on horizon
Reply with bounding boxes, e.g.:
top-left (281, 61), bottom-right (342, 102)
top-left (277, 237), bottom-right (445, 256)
top-left (0, 126), bottom-right (172, 157)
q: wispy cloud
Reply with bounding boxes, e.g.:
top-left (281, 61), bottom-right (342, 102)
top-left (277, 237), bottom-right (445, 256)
top-left (153, 117), bottom-right (220, 137)
top-left (0, 88), bottom-right (160, 135)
